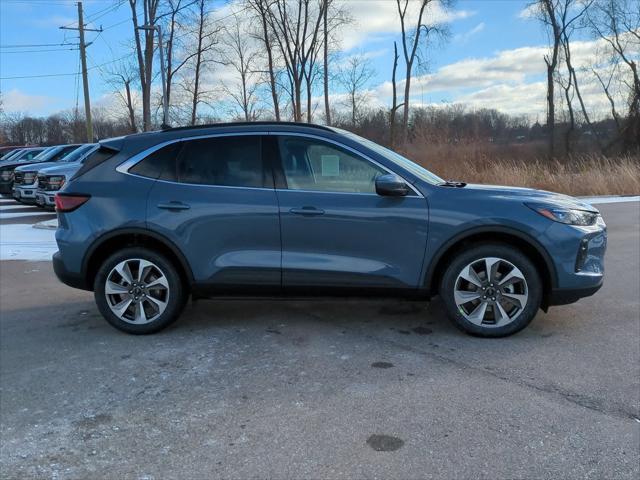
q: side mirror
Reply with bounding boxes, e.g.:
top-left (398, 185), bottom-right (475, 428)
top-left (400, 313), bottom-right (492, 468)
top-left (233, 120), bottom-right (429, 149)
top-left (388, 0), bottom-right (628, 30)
top-left (375, 174), bottom-right (410, 197)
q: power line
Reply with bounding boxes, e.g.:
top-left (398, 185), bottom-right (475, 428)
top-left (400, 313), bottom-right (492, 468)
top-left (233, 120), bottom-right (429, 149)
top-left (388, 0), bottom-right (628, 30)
top-left (1, 47), bottom-right (80, 54)
top-left (0, 43), bottom-right (79, 48)
top-left (0, 72), bottom-right (80, 80)
top-left (102, 18), bottom-right (130, 31)
top-left (84, 0), bottom-right (125, 23)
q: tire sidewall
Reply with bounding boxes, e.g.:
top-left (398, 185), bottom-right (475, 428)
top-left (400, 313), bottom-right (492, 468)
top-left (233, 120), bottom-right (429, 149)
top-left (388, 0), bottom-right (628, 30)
top-left (94, 247), bottom-right (185, 334)
top-left (440, 243), bottom-right (543, 337)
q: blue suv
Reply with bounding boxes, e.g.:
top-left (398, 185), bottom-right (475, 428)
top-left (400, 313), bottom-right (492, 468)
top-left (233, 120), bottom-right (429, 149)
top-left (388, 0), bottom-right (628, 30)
top-left (53, 123), bottom-right (606, 336)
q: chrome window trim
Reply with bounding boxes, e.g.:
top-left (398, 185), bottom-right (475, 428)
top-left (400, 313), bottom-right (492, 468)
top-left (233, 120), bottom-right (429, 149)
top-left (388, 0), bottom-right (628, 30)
top-left (116, 130), bottom-right (423, 197)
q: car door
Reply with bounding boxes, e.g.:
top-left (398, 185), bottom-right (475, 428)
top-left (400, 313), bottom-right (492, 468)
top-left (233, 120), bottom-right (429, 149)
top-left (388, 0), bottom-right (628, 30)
top-left (274, 133), bottom-right (429, 293)
top-left (143, 134), bottom-right (281, 291)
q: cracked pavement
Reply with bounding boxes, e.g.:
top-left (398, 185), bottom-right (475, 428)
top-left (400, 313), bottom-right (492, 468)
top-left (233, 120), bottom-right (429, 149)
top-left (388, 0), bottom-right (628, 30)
top-left (1, 202), bottom-right (639, 479)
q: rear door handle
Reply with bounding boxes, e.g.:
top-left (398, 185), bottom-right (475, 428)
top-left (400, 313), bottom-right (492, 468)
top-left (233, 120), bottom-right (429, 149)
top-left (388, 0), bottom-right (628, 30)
top-left (289, 206), bottom-right (325, 216)
top-left (157, 201), bottom-right (191, 211)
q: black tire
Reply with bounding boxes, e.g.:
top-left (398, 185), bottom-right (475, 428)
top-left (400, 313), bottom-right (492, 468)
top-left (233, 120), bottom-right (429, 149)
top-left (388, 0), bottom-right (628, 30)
top-left (439, 243), bottom-right (542, 338)
top-left (94, 247), bottom-right (186, 334)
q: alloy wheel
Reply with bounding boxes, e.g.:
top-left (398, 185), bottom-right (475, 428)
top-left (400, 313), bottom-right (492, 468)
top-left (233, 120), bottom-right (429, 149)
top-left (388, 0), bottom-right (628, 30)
top-left (105, 258), bottom-right (170, 324)
top-left (453, 257), bottom-right (528, 327)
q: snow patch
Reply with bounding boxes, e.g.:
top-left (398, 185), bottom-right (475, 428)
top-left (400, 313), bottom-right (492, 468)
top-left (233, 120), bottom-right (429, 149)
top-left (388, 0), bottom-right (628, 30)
top-left (579, 195), bottom-right (640, 205)
top-left (0, 224), bottom-right (57, 261)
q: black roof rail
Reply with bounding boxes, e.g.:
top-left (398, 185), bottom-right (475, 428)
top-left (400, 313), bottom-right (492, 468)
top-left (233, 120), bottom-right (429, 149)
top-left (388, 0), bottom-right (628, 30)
top-left (161, 121), bottom-right (335, 133)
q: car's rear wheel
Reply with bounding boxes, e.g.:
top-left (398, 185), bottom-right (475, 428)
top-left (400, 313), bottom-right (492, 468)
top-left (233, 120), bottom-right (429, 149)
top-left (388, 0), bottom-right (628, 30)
top-left (94, 247), bottom-right (186, 334)
top-left (440, 244), bottom-right (542, 337)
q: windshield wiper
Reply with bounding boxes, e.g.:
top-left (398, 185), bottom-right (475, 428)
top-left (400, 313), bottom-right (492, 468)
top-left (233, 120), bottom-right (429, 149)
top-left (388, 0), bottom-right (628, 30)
top-left (438, 180), bottom-right (467, 188)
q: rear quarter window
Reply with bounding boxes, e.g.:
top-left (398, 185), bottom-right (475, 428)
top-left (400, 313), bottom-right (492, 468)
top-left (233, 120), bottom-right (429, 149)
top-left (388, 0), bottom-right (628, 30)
top-left (71, 146), bottom-right (119, 180)
top-left (129, 142), bottom-right (182, 180)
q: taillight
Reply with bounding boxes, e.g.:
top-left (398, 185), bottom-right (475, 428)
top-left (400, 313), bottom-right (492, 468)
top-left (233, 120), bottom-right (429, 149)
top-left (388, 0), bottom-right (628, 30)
top-left (54, 194), bottom-right (90, 212)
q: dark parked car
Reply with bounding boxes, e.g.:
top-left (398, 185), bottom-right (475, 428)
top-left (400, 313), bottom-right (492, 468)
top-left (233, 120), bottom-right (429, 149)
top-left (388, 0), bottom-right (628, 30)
top-left (0, 145), bottom-right (25, 159)
top-left (0, 147), bottom-right (48, 194)
top-left (53, 123), bottom-right (606, 336)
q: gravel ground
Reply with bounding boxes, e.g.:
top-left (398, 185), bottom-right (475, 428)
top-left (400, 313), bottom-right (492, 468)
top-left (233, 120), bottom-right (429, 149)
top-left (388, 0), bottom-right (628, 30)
top-left (1, 202), bottom-right (638, 479)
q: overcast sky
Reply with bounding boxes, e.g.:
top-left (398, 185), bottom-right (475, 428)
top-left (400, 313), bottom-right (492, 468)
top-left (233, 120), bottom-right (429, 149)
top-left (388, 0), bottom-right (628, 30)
top-left (0, 0), bottom-right (632, 120)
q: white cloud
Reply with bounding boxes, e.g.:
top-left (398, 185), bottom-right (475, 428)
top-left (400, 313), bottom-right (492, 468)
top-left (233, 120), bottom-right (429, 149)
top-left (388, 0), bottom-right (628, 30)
top-left (517, 3), bottom-right (540, 20)
top-left (368, 34), bottom-right (638, 118)
top-left (1, 89), bottom-right (56, 112)
top-left (454, 22), bottom-right (485, 44)
top-left (338, 0), bottom-right (476, 50)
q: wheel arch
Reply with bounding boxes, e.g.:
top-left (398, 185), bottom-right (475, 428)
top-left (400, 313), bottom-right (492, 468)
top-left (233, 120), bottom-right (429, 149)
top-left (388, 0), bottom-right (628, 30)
top-left (424, 226), bottom-right (557, 299)
top-left (83, 228), bottom-right (194, 290)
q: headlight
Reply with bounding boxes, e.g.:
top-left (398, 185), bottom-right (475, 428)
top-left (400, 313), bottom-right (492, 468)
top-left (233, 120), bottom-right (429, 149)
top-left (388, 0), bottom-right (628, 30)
top-left (23, 172), bottom-right (37, 184)
top-left (47, 175), bottom-right (66, 190)
top-left (526, 203), bottom-right (599, 226)
top-left (0, 170), bottom-right (12, 181)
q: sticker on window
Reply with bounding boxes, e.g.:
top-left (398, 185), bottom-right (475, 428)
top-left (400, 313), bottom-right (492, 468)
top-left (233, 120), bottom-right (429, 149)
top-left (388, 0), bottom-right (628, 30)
top-left (321, 155), bottom-right (340, 176)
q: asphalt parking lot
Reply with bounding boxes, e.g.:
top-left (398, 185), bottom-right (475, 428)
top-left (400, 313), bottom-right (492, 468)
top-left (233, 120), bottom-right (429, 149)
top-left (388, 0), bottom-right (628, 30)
top-left (1, 200), bottom-right (639, 479)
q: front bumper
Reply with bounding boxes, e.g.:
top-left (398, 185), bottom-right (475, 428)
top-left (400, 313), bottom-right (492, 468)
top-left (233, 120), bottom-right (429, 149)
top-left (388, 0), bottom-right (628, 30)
top-left (14, 184), bottom-right (38, 203)
top-left (547, 282), bottom-right (603, 306)
top-left (543, 217), bottom-right (607, 306)
top-left (0, 180), bottom-right (13, 194)
top-left (36, 191), bottom-right (56, 209)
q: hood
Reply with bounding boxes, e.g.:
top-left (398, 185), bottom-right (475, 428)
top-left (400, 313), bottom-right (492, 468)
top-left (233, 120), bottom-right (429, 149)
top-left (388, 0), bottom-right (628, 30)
top-left (0, 158), bottom-right (44, 170)
top-left (13, 161), bottom-right (61, 173)
top-left (460, 183), bottom-right (599, 212)
top-left (38, 162), bottom-right (81, 177)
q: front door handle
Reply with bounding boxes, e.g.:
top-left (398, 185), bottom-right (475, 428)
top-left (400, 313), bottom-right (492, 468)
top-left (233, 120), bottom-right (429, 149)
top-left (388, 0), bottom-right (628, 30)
top-left (289, 206), bottom-right (325, 216)
top-left (157, 201), bottom-right (191, 211)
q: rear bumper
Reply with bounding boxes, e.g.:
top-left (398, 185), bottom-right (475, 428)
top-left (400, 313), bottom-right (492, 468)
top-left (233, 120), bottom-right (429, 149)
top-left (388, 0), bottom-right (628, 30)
top-left (53, 251), bottom-right (89, 290)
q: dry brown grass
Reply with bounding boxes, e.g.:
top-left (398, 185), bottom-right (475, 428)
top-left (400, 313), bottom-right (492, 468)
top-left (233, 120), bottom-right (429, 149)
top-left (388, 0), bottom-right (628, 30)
top-left (401, 141), bottom-right (640, 196)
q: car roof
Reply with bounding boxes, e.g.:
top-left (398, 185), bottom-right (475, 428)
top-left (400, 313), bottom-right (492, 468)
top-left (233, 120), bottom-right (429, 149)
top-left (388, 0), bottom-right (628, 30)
top-left (107, 122), bottom-right (341, 153)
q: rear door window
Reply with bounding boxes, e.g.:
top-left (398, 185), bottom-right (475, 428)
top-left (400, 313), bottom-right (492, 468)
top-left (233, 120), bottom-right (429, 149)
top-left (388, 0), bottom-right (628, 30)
top-left (177, 136), bottom-right (266, 188)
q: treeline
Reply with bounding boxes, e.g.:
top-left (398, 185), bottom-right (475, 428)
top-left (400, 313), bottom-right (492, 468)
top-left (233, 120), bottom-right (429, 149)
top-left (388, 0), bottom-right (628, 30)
top-left (0, 104), bottom-right (625, 154)
top-left (0, 0), bottom-right (638, 158)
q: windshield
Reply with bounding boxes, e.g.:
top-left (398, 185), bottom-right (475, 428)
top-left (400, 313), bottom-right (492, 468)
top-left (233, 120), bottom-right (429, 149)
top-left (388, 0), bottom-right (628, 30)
top-left (33, 146), bottom-right (61, 161)
top-left (336, 128), bottom-right (444, 185)
top-left (16, 148), bottom-right (45, 161)
top-left (0, 149), bottom-right (24, 162)
top-left (61, 144), bottom-right (97, 163)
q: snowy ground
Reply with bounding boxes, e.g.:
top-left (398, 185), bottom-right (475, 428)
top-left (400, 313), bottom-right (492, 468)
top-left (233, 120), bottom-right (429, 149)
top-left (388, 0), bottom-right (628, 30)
top-left (0, 194), bottom-right (638, 262)
top-left (0, 197), bottom-right (57, 261)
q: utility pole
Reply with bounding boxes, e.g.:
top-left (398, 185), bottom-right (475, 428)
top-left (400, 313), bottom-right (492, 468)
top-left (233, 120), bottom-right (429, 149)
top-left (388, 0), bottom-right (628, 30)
top-left (60, 2), bottom-right (102, 142)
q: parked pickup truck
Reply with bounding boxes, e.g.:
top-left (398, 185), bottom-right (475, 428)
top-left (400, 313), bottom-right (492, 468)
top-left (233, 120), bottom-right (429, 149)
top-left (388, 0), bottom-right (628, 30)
top-left (35, 144), bottom-right (99, 209)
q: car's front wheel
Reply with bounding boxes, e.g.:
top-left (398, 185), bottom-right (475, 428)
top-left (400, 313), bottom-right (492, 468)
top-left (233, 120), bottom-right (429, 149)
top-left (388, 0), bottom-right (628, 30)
top-left (440, 244), bottom-right (542, 337)
top-left (94, 247), bottom-right (186, 334)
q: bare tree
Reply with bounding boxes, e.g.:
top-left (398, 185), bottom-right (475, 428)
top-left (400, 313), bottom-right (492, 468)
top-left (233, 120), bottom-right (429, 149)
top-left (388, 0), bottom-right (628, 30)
top-left (264, 0), bottom-right (326, 121)
top-left (585, 0), bottom-right (639, 151)
top-left (337, 54), bottom-right (375, 126)
top-left (181, 0), bottom-right (219, 125)
top-left (247, 0), bottom-right (281, 121)
top-left (323, 1), bottom-right (330, 125)
top-left (321, 0), bottom-right (350, 125)
top-left (160, 0), bottom-right (195, 110)
top-left (389, 41), bottom-right (404, 148)
top-left (395, 0), bottom-right (451, 144)
top-left (536, 0), bottom-right (594, 157)
top-left (104, 60), bottom-right (139, 133)
top-left (219, 14), bottom-right (262, 121)
top-left (129, 0), bottom-right (161, 131)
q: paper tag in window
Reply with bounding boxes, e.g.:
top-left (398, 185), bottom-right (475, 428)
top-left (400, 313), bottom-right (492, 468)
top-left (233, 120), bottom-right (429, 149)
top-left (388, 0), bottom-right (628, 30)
top-left (321, 155), bottom-right (340, 176)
